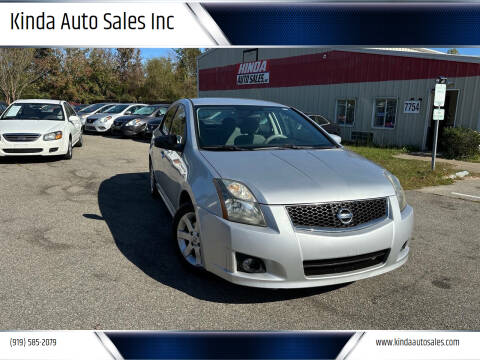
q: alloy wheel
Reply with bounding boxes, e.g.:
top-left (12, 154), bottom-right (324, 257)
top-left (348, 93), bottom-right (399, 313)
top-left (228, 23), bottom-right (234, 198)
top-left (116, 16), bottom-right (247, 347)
top-left (177, 212), bottom-right (202, 267)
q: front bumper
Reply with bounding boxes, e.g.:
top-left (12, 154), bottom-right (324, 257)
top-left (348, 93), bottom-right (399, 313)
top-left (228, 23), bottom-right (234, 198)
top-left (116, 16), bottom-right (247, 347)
top-left (0, 137), bottom-right (68, 156)
top-left (122, 124), bottom-right (145, 137)
top-left (197, 196), bottom-right (413, 288)
top-left (84, 120), bottom-right (111, 133)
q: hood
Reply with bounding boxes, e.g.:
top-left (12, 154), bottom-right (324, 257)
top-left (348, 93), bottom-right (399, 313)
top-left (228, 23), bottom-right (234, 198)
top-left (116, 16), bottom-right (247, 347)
top-left (200, 148), bottom-right (395, 205)
top-left (0, 120), bottom-right (64, 135)
top-left (87, 113), bottom-right (110, 120)
top-left (114, 115), bottom-right (146, 123)
top-left (147, 116), bottom-right (163, 125)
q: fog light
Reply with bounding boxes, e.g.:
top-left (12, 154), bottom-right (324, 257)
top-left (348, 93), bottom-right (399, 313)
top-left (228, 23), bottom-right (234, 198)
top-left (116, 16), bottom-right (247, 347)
top-left (49, 147), bottom-right (58, 153)
top-left (236, 253), bottom-right (266, 273)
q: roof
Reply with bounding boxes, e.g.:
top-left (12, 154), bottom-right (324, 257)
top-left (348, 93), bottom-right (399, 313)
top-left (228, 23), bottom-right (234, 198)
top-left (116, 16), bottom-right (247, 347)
top-left (14, 99), bottom-right (63, 105)
top-left (189, 97), bottom-right (285, 107)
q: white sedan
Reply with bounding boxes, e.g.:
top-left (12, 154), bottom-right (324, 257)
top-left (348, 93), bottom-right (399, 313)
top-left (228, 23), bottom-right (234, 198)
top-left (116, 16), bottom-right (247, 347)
top-left (0, 99), bottom-right (83, 159)
top-left (84, 103), bottom-right (146, 133)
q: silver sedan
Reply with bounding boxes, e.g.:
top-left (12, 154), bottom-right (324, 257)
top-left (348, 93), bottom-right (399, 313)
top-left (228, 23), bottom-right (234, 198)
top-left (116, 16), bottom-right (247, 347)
top-left (149, 98), bottom-right (413, 288)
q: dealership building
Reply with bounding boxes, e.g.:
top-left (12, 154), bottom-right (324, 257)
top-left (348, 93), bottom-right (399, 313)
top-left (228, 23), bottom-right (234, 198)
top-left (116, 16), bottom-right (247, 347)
top-left (197, 48), bottom-right (480, 150)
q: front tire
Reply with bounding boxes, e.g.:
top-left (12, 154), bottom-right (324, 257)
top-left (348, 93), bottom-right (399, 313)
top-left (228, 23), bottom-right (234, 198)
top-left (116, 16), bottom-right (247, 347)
top-left (63, 138), bottom-right (72, 160)
top-left (76, 133), bottom-right (83, 147)
top-left (173, 204), bottom-right (204, 271)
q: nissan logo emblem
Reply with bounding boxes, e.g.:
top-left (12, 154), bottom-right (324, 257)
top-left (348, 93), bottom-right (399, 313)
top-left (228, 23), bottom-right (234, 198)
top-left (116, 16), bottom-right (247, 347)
top-left (337, 208), bottom-right (353, 225)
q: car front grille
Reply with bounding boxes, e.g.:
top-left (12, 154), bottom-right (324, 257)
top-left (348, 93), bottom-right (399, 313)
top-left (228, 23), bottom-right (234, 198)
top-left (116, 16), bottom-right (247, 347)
top-left (3, 148), bottom-right (43, 153)
top-left (303, 249), bottom-right (390, 276)
top-left (3, 133), bottom-right (40, 142)
top-left (286, 197), bottom-right (388, 230)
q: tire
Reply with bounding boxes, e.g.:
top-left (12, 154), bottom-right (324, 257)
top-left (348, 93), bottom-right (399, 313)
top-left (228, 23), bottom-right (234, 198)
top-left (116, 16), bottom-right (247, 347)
top-left (173, 204), bottom-right (204, 271)
top-left (76, 133), bottom-right (83, 147)
top-left (149, 160), bottom-right (160, 198)
top-left (63, 138), bottom-right (73, 160)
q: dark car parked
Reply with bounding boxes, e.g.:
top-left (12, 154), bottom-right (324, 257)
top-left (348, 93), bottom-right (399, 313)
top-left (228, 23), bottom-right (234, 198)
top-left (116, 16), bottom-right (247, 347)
top-left (111, 104), bottom-right (169, 137)
top-left (0, 102), bottom-right (6, 115)
top-left (308, 114), bottom-right (342, 136)
top-left (143, 116), bottom-right (164, 138)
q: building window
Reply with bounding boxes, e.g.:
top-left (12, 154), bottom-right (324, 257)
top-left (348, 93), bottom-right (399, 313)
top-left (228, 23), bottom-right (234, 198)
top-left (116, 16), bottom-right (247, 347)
top-left (243, 49), bottom-right (258, 62)
top-left (336, 99), bottom-right (356, 126)
top-left (374, 98), bottom-right (397, 128)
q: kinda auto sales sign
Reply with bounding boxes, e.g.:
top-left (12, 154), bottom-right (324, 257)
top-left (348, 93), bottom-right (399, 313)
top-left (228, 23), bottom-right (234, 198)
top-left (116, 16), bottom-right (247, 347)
top-left (237, 60), bottom-right (270, 85)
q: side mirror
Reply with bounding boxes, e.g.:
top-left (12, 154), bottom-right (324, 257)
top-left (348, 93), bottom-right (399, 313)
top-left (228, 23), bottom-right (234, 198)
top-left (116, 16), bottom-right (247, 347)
top-left (69, 115), bottom-right (80, 123)
top-left (154, 134), bottom-right (184, 151)
top-left (329, 134), bottom-right (342, 144)
top-left (125, 110), bottom-right (132, 115)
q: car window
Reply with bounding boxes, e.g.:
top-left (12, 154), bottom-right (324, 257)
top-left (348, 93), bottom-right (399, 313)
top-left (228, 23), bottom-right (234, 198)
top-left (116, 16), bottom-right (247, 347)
top-left (1, 103), bottom-right (65, 121)
top-left (127, 105), bottom-right (144, 114)
top-left (155, 106), bottom-right (169, 116)
top-left (195, 105), bottom-right (335, 149)
top-left (104, 105), bottom-right (129, 114)
top-left (133, 106), bottom-right (157, 116)
top-left (160, 106), bottom-right (177, 135)
top-left (80, 103), bottom-right (107, 113)
top-left (169, 105), bottom-right (187, 144)
top-left (65, 104), bottom-right (76, 118)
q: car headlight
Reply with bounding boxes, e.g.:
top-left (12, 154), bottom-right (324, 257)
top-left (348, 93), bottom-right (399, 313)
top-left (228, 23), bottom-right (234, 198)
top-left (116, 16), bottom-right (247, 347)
top-left (127, 119), bottom-right (143, 126)
top-left (43, 131), bottom-right (62, 141)
top-left (213, 179), bottom-right (266, 226)
top-left (385, 171), bottom-right (407, 211)
top-left (101, 116), bottom-right (112, 123)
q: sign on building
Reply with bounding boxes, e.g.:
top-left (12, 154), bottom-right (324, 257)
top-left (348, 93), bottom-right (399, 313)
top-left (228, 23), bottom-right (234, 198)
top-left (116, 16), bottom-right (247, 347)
top-left (237, 60), bottom-right (270, 85)
top-left (403, 100), bottom-right (420, 113)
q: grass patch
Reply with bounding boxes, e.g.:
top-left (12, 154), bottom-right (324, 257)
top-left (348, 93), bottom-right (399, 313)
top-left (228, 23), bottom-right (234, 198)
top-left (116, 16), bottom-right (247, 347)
top-left (462, 154), bottom-right (480, 163)
top-left (345, 145), bottom-right (456, 190)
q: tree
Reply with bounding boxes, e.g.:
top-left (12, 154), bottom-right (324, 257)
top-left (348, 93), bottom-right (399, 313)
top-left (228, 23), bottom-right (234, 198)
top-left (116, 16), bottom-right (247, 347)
top-left (115, 48), bottom-right (144, 102)
top-left (447, 48), bottom-right (459, 55)
top-left (0, 48), bottom-right (53, 104)
top-left (173, 48), bottom-right (202, 98)
top-left (143, 57), bottom-right (178, 102)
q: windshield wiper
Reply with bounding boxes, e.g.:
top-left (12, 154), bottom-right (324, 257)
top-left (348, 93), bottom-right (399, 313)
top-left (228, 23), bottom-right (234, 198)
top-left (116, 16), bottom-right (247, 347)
top-left (201, 145), bottom-right (253, 151)
top-left (251, 144), bottom-right (334, 150)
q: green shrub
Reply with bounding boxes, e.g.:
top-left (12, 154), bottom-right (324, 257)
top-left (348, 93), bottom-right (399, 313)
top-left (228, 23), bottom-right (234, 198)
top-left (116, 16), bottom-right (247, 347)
top-left (440, 127), bottom-right (480, 159)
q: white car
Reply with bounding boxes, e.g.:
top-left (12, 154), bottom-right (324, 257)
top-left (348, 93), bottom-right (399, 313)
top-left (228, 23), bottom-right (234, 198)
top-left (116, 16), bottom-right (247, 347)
top-left (0, 99), bottom-right (83, 159)
top-left (77, 103), bottom-right (115, 127)
top-left (84, 103), bottom-right (146, 133)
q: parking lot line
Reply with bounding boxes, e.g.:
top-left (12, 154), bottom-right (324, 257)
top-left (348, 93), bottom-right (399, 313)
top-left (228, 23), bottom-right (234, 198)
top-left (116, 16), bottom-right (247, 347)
top-left (451, 192), bottom-right (480, 200)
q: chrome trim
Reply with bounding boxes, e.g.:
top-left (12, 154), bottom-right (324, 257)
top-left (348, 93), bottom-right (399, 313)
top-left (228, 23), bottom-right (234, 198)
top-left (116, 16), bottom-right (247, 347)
top-left (288, 197), bottom-right (391, 233)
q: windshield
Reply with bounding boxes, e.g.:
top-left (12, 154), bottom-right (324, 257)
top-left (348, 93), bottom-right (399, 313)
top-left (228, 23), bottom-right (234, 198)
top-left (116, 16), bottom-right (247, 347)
top-left (104, 104), bottom-right (129, 114)
top-left (1, 103), bottom-right (64, 121)
top-left (195, 105), bottom-right (335, 150)
top-left (156, 106), bottom-right (168, 116)
top-left (79, 103), bottom-right (107, 113)
top-left (133, 106), bottom-right (157, 116)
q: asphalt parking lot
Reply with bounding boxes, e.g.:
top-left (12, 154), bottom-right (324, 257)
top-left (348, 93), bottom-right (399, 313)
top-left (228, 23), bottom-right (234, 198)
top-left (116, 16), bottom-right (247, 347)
top-left (0, 134), bottom-right (479, 330)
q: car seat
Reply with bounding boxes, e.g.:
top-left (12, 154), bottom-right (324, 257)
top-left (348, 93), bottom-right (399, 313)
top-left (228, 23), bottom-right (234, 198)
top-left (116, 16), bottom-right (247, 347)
top-left (233, 118), bottom-right (266, 146)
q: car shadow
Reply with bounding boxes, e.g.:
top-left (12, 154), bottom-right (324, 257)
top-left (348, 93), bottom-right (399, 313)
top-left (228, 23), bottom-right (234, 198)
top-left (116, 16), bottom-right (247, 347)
top-left (0, 156), bottom-right (60, 164)
top-left (97, 172), bottom-right (351, 304)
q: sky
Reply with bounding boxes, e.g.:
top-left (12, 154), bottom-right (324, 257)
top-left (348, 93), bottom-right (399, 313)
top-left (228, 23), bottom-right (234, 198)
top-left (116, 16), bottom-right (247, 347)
top-left (431, 48), bottom-right (480, 56)
top-left (140, 48), bottom-right (173, 60)
top-left (139, 48), bottom-right (480, 61)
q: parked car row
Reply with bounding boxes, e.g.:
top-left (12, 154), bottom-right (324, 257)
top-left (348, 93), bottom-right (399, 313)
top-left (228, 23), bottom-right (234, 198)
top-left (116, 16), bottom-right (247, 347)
top-left (84, 103), bottom-right (169, 138)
